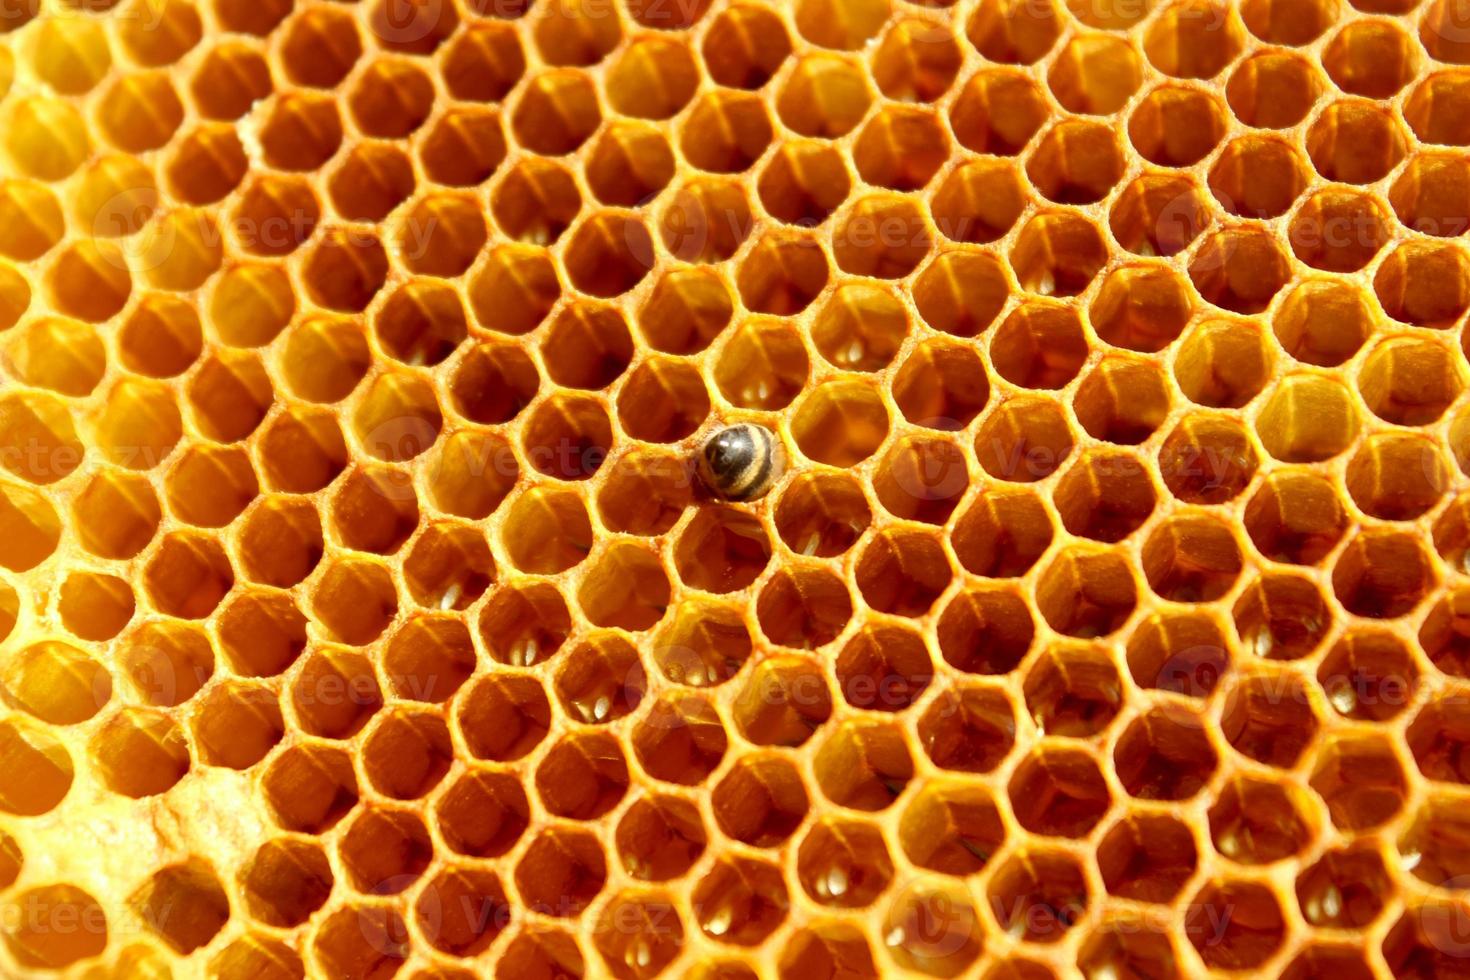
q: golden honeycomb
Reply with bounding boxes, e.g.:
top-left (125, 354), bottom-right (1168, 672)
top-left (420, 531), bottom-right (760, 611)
top-left (4, 0), bottom-right (1470, 974)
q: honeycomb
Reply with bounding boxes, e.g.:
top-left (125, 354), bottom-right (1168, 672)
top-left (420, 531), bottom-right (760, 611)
top-left (5, 0), bottom-right (1470, 974)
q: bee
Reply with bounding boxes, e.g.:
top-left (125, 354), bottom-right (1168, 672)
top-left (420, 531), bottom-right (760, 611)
top-left (696, 423), bottom-right (784, 501)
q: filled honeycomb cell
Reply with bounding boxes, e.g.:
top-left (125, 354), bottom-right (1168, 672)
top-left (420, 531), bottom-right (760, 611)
top-left (3, 0), bottom-right (1470, 976)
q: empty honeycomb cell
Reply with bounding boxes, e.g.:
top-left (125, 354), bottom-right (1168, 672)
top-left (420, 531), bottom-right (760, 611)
top-left (1221, 671), bottom-right (1319, 770)
top-left (1271, 279), bottom-right (1371, 368)
top-left (47, 239), bottom-right (131, 322)
top-left (289, 648), bottom-right (382, 739)
top-left (555, 633), bottom-right (646, 723)
top-left (917, 687), bottom-right (1011, 775)
top-left (255, 407), bottom-right (348, 493)
top-left (989, 849), bottom-right (1090, 944)
top-left (712, 752), bottom-right (810, 847)
top-left (354, 372), bottom-right (444, 464)
top-left (674, 505), bottom-right (770, 594)
top-left (58, 572), bottom-right (132, 642)
top-left (398, 194), bottom-right (488, 279)
top-left (117, 295), bottom-right (202, 379)
top-left (0, 179), bottom-right (63, 261)
top-left (313, 906), bottom-right (407, 978)
top-left (1410, 691), bottom-right (1470, 784)
top-left (1025, 643), bottom-right (1124, 737)
top-left (117, 619), bottom-right (214, 708)
top-left (216, 591), bottom-right (307, 678)
top-left (855, 527), bottom-right (954, 616)
top-left (1256, 374), bottom-right (1360, 463)
top-left (851, 107), bottom-right (948, 193)
top-left (604, 37), bottom-right (698, 121)
top-left (1239, 0), bottom-right (1337, 43)
top-left (382, 616), bottom-right (475, 703)
top-left (1, 639), bottom-right (110, 724)
top-left (1304, 102), bottom-right (1407, 187)
top-left (732, 656), bottom-right (827, 746)
top-left (563, 214), bottom-right (654, 298)
top-left (1110, 173), bottom-right (1212, 259)
top-left (1053, 449), bottom-right (1156, 543)
top-left (1243, 469), bottom-right (1346, 566)
top-left (1333, 528), bottom-right (1434, 618)
top-left (788, 381), bottom-right (885, 466)
top-left (651, 599), bottom-right (751, 689)
top-left (813, 718), bottom-right (912, 811)
top-left (1289, 189), bottom-right (1391, 273)
top-left (811, 284), bottom-right (906, 373)
top-left (91, 707), bottom-right (190, 798)
top-left (1376, 239), bottom-right (1470, 327)
top-left (449, 344), bottom-right (539, 426)
top-left (457, 674), bottom-right (551, 762)
top-left (6, 315), bottom-right (105, 397)
top-left (302, 228), bottom-right (389, 313)
top-left (1026, 120), bottom-right (1124, 206)
top-left (119, 0), bottom-right (201, 65)
top-left (965, 0), bottom-right (1060, 64)
top-left (231, 177), bottom-right (320, 259)
top-left (1370, 337), bottom-right (1466, 428)
top-left (191, 681), bottom-right (284, 769)
top-left (579, 542), bottom-right (671, 630)
top-left (514, 825), bottom-right (606, 917)
top-left (952, 489), bottom-right (1050, 579)
top-left (935, 587), bottom-right (1035, 676)
top-left (0, 392), bottom-right (84, 487)
top-left (1347, 433), bottom-right (1449, 521)
top-left (1392, 153), bottom-right (1470, 239)
top-left (1145, 0), bottom-right (1245, 78)
top-left (779, 923), bottom-right (877, 980)
top-left (681, 90), bottom-right (775, 175)
top-left (899, 780), bottom-right (1005, 877)
top-left (1226, 50), bottom-right (1322, 128)
top-left (1011, 211), bottom-right (1107, 297)
top-left (912, 254), bottom-right (1007, 342)
top-left (794, 818), bottom-right (892, 907)
top-left (0, 716), bottom-right (72, 815)
top-left (166, 124), bottom-right (248, 205)
top-left (1188, 226), bottom-right (1291, 314)
top-left (837, 623), bottom-right (933, 711)
top-left (494, 161), bottom-right (583, 248)
top-left (892, 340), bottom-right (988, 431)
top-left (1036, 545), bottom-right (1136, 638)
top-left (990, 303), bottom-right (1088, 389)
top-left (1142, 514), bottom-right (1244, 602)
top-left (1184, 880), bottom-right (1286, 969)
top-left (142, 531), bottom-right (233, 619)
top-left (141, 209), bottom-right (225, 292)
top-left (74, 155), bottom-right (159, 239)
top-left (830, 194), bottom-right (932, 279)
top-left (692, 855), bottom-right (789, 946)
top-left (338, 805), bottom-right (433, 893)
top-left (661, 179), bottom-right (753, 262)
top-left (165, 444), bottom-right (258, 528)
top-left (276, 5), bottom-right (360, 88)
top-left (310, 558), bottom-right (398, 644)
top-left (543, 305), bottom-right (635, 390)
top-left (259, 93), bottom-right (345, 172)
top-left (1323, 19), bottom-right (1418, 97)
top-left (1078, 922), bottom-right (1181, 979)
top-left (1159, 414), bottom-right (1259, 505)
top-left (1098, 811), bottom-right (1198, 903)
top-left (279, 317), bottom-right (369, 404)
top-left (241, 838), bottom-right (334, 929)
top-left (326, 143), bottom-right (415, 223)
top-left (434, 770), bottom-right (528, 861)
top-left (932, 162), bottom-right (1025, 249)
top-left (1, 884), bottom-right (107, 969)
top-left (1383, 904), bottom-right (1470, 977)
top-left (756, 143), bottom-right (849, 230)
top-left (872, 437), bottom-right (968, 525)
top-left (884, 880), bottom-right (985, 976)
top-left (1073, 357), bottom-right (1171, 446)
top-left (362, 709), bottom-right (454, 799)
top-left (4, 96), bottom-right (89, 181)
top-left (589, 124), bottom-right (675, 210)
top-left (1129, 87), bottom-right (1227, 169)
top-left (1008, 745), bottom-right (1111, 837)
top-left (633, 692), bottom-right (728, 785)
top-left (467, 248), bottom-right (559, 339)
top-left (1047, 34), bottom-right (1142, 116)
top-left (1114, 706), bottom-right (1214, 801)
top-left (1232, 575), bottom-right (1328, 666)
top-left (537, 730), bottom-right (630, 818)
top-left (261, 743), bottom-right (358, 834)
top-left (1320, 628), bottom-right (1419, 720)
top-left (1309, 731), bottom-right (1409, 830)
top-left (479, 581), bottom-right (571, 667)
top-left (1088, 265), bottom-right (1192, 354)
top-left (1126, 610), bottom-right (1229, 697)
top-left (592, 891), bottom-right (684, 979)
top-left (185, 352), bottom-right (272, 444)
top-left (190, 42), bottom-right (272, 120)
top-left (348, 59), bottom-right (435, 140)
top-left (1406, 70), bottom-right (1470, 145)
top-left (402, 523), bottom-right (493, 610)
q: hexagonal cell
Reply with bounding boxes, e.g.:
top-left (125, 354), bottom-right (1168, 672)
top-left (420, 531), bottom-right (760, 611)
top-left (457, 674), bottom-right (551, 763)
top-left (1366, 336), bottom-right (1464, 427)
top-left (1144, 0), bottom-right (1244, 77)
top-left (617, 794), bottom-right (706, 882)
top-left (417, 867), bottom-right (511, 957)
top-left (515, 826), bottom-right (607, 917)
top-left (7, 316), bottom-right (104, 396)
top-left (832, 194), bottom-right (932, 279)
top-left (660, 178), bottom-right (751, 262)
top-left (1, 639), bottom-right (110, 725)
top-left (1071, 357), bottom-right (1169, 446)
top-left (361, 708), bottom-right (453, 800)
top-left (883, 880), bottom-right (984, 976)
top-left (143, 531), bottom-right (234, 619)
top-left (792, 817), bottom-right (893, 908)
top-left (521, 393), bottom-right (613, 482)
top-left (1232, 572), bottom-right (1330, 664)
top-left (1409, 694), bottom-right (1470, 784)
top-left (932, 589), bottom-right (1033, 679)
top-left (704, 4), bottom-right (790, 87)
top-left (631, 692), bottom-right (727, 786)
top-left (240, 838), bottom-right (333, 928)
top-left (117, 620), bottom-right (214, 709)
top-left (1009, 211), bottom-right (1106, 298)
top-left (435, 770), bottom-right (528, 859)
top-left (713, 317), bottom-right (810, 411)
top-left (692, 855), bottom-right (789, 946)
top-left (313, 906), bottom-right (408, 979)
top-left (872, 437), bottom-right (968, 526)
top-left (813, 719), bottom-right (913, 812)
top-left (757, 141), bottom-right (850, 228)
top-left (288, 648), bottom-right (381, 739)
top-left (130, 860), bottom-right (229, 955)
top-left (1112, 175), bottom-right (1212, 265)
top-left (261, 743), bottom-right (357, 834)
top-left (199, 595), bottom-right (299, 685)
top-left (57, 573), bottom-right (133, 642)
top-left (1026, 120), bottom-right (1124, 205)
top-left (1380, 240), bottom-right (1470, 333)
top-left (1304, 100), bottom-right (1407, 189)
top-left (1023, 644), bottom-right (1123, 738)
top-left (730, 656), bottom-right (828, 750)
top-left (1400, 797), bottom-right (1470, 890)
top-left (536, 731), bottom-right (630, 819)
top-left (1268, 280), bottom-right (1370, 370)
top-left (712, 752), bottom-right (809, 847)
top-left (792, 380), bottom-right (888, 467)
top-left (553, 633), bottom-right (645, 724)
top-left (1098, 811), bottom-right (1198, 903)
top-left (776, 53), bottom-right (872, 140)
top-left (578, 542), bottom-right (670, 632)
top-left (1310, 731), bottom-right (1409, 831)
top-left (990, 303), bottom-right (1088, 390)
top-left (492, 159), bottom-right (581, 246)
top-left (1159, 414), bottom-right (1259, 507)
top-left (479, 581), bottom-right (570, 667)
top-left (853, 106), bottom-right (949, 192)
top-left (951, 67), bottom-right (1048, 156)
top-left (672, 505), bottom-right (769, 595)
top-left (1210, 775), bottom-right (1318, 863)
top-left (836, 624), bottom-right (932, 713)
top-left (1334, 529), bottom-right (1434, 619)
top-left (1052, 450), bottom-right (1155, 544)
top-left (779, 923), bottom-right (877, 980)
top-left (1189, 226), bottom-right (1291, 315)
top-left (338, 805), bottom-right (432, 894)
top-left (0, 393), bottom-right (75, 488)
top-left (468, 247), bottom-right (558, 339)
top-left (1037, 546), bottom-right (1136, 639)
top-left (1174, 320), bottom-right (1273, 411)
top-left (1184, 880), bottom-right (1286, 970)
top-left (856, 528), bottom-right (953, 619)
top-left (681, 90), bottom-right (772, 174)
top-left (91, 708), bottom-right (190, 799)
top-left (1115, 706), bottom-right (1217, 800)
top-left (1226, 50), bottom-right (1322, 127)
top-left (1319, 629), bottom-right (1417, 724)
top-left (1322, 19), bottom-right (1417, 97)
top-left (1007, 745), bottom-right (1111, 837)
top-left (254, 406), bottom-right (347, 494)
top-left (912, 250), bottom-right (1009, 339)
top-left (1292, 843), bottom-right (1390, 930)
top-left (0, 883), bottom-right (108, 970)
top-left (1257, 375), bottom-right (1360, 469)
top-left (646, 598), bottom-right (750, 689)
top-left (397, 193), bottom-right (488, 280)
top-left (191, 682), bottom-right (283, 770)
top-left (899, 779), bottom-right (1006, 877)
top-left (989, 849), bottom-right (1089, 944)
top-left (1383, 904), bottom-right (1470, 977)
top-left (591, 891), bottom-right (684, 979)
top-left (325, 142), bottom-right (413, 222)
top-left (309, 559), bottom-right (397, 646)
top-left (1221, 670), bottom-right (1319, 770)
top-left (1289, 189), bottom-right (1391, 274)
top-left (1048, 33), bottom-right (1141, 115)
top-left (1078, 923), bottom-right (1181, 980)
top-left (951, 490), bottom-right (1049, 580)
top-left (0, 716), bottom-right (72, 816)
top-left (1126, 611), bottom-right (1230, 697)
top-left (1406, 70), bottom-right (1470, 146)
top-left (1209, 135), bottom-right (1308, 221)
